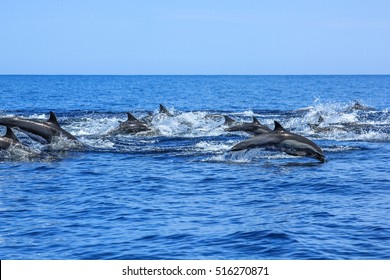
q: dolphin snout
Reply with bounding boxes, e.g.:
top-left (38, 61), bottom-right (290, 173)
top-left (315, 153), bottom-right (326, 163)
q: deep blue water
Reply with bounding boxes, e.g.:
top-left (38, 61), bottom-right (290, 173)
top-left (1, 75), bottom-right (390, 259)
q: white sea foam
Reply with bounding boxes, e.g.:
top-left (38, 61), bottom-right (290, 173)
top-left (152, 111), bottom-right (225, 137)
top-left (0, 143), bottom-right (44, 161)
top-left (194, 141), bottom-right (232, 152)
top-left (204, 148), bottom-right (296, 164)
top-left (241, 110), bottom-right (255, 117)
top-left (46, 136), bottom-right (84, 150)
top-left (286, 101), bottom-right (390, 142)
top-left (65, 116), bottom-right (123, 136)
top-left (80, 137), bottom-right (115, 149)
top-left (323, 145), bottom-right (362, 152)
top-left (205, 153), bottom-right (253, 164)
top-left (28, 113), bottom-right (48, 120)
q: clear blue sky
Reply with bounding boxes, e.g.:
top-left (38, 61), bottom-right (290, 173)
top-left (0, 0), bottom-right (389, 74)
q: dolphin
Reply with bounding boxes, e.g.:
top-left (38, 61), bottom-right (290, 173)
top-left (226, 116), bottom-right (272, 135)
top-left (308, 115), bottom-right (374, 134)
top-left (108, 112), bottom-right (151, 135)
top-left (0, 112), bottom-right (78, 144)
top-left (140, 111), bottom-right (154, 124)
top-left (231, 121), bottom-right (326, 162)
top-left (349, 101), bottom-right (375, 111)
top-left (0, 127), bottom-right (22, 150)
top-left (308, 116), bottom-right (347, 133)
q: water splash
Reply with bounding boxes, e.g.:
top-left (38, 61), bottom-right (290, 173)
top-left (194, 141), bottom-right (232, 153)
top-left (289, 101), bottom-right (390, 142)
top-left (1, 100), bottom-right (389, 162)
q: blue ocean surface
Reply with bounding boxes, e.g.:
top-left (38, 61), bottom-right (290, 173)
top-left (1, 75), bottom-right (389, 259)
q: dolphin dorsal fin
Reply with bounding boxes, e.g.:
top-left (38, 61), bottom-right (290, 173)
top-left (352, 101), bottom-right (365, 110)
top-left (126, 112), bottom-right (138, 122)
top-left (47, 111), bottom-right (60, 126)
top-left (224, 115), bottom-right (235, 126)
top-left (252, 117), bottom-right (260, 125)
top-left (159, 104), bottom-right (172, 116)
top-left (4, 126), bottom-right (20, 142)
top-left (273, 121), bottom-right (286, 132)
top-left (159, 104), bottom-right (167, 113)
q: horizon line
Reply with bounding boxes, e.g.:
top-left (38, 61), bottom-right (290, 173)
top-left (0, 73), bottom-right (389, 76)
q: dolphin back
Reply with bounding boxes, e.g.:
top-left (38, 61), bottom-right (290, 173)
top-left (230, 134), bottom-right (281, 151)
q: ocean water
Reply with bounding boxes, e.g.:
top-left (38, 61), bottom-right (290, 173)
top-left (1, 75), bottom-right (390, 259)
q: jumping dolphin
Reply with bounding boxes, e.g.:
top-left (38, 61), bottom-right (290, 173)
top-left (226, 117), bottom-right (271, 135)
top-left (0, 127), bottom-right (22, 150)
top-left (108, 112), bottom-right (151, 135)
top-left (0, 112), bottom-right (78, 143)
top-left (231, 121), bottom-right (326, 162)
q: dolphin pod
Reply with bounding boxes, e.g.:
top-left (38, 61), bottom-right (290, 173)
top-left (0, 105), bottom-right (326, 162)
top-left (231, 121), bottom-right (326, 162)
top-left (107, 112), bottom-right (151, 135)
